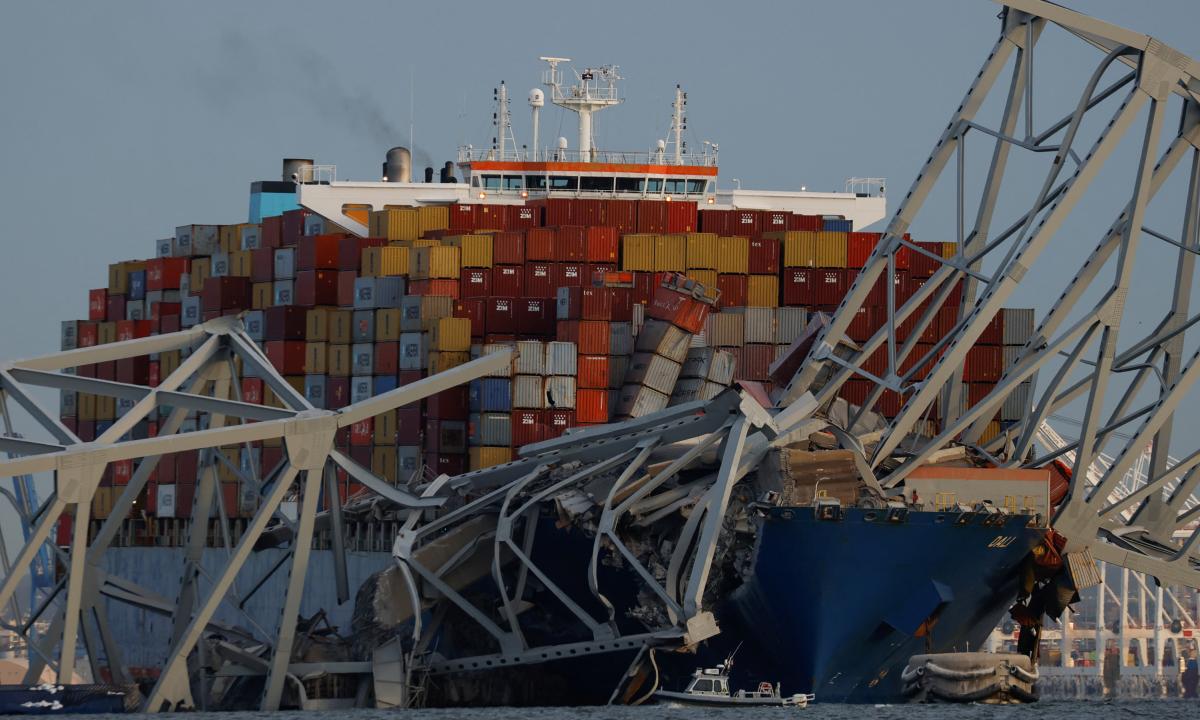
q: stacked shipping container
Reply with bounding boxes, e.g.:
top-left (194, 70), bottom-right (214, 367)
top-left (59, 199), bottom-right (1034, 527)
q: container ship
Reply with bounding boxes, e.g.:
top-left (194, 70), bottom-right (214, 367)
top-left (47, 58), bottom-right (1066, 708)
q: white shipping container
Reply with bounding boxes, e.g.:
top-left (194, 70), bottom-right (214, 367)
top-left (515, 340), bottom-right (546, 376)
top-left (274, 248), bottom-right (296, 279)
top-left (1003, 345), bottom-right (1021, 369)
top-left (775, 307), bottom-right (808, 345)
top-left (635, 319), bottom-right (691, 362)
top-left (1002, 308), bottom-right (1035, 346)
top-left (615, 383), bottom-right (670, 418)
top-left (273, 280), bottom-right (294, 306)
top-left (480, 412), bottom-right (513, 446)
top-left (1001, 380), bottom-right (1033, 422)
top-left (156, 238), bottom-right (173, 257)
top-left (624, 352), bottom-right (683, 395)
top-left (350, 376), bottom-right (372, 404)
top-left (670, 378), bottom-right (727, 406)
top-left (631, 303), bottom-right (645, 337)
top-left (608, 355), bottom-right (629, 390)
top-left (544, 376), bottom-right (577, 409)
top-left (399, 332), bottom-right (426, 370)
top-left (610, 322), bottom-right (635, 355)
top-left (482, 342), bottom-right (516, 377)
top-left (240, 225), bottom-right (261, 250)
top-left (705, 312), bottom-right (744, 347)
top-left (739, 307), bottom-right (776, 344)
top-left (545, 341), bottom-right (578, 376)
top-left (682, 348), bottom-right (737, 385)
top-left (157, 484), bottom-right (177, 518)
top-left (124, 301), bottom-right (146, 321)
top-left (210, 252), bottom-right (230, 278)
top-left (513, 375), bottom-right (545, 409)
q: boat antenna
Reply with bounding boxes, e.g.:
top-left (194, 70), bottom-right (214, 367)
top-left (724, 641), bottom-right (743, 670)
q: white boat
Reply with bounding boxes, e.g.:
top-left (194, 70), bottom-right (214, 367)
top-left (653, 659), bottom-right (814, 708)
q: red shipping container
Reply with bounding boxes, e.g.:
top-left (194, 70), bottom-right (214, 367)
top-left (88, 289), bottom-right (107, 321)
top-left (525, 263), bottom-right (554, 297)
top-left (250, 247), bottom-right (274, 282)
top-left (510, 410), bottom-right (544, 447)
top-left (699, 209), bottom-right (733, 236)
top-left (422, 279), bottom-right (460, 299)
top-left (428, 387), bottom-right (470, 419)
top-left (264, 340), bottom-right (306, 375)
top-left (448, 203), bottom-right (478, 230)
top-left (515, 298), bottom-right (555, 337)
top-left (294, 270), bottom-right (339, 306)
top-left (579, 320), bottom-right (612, 354)
top-left (716, 275), bottom-right (748, 309)
top-left (813, 269), bottom-right (848, 306)
top-left (845, 306), bottom-right (882, 342)
top-left (147, 361), bottom-right (160, 387)
top-left (608, 286), bottom-right (633, 322)
top-left (964, 345), bottom-right (1003, 382)
top-left (604, 200), bottom-right (638, 234)
top-left (281, 208), bottom-right (311, 246)
top-left (486, 298), bottom-right (517, 334)
top-left (575, 199), bottom-right (604, 226)
top-left (146, 258), bottom-right (190, 291)
top-left (735, 344), bottom-right (775, 381)
top-left (176, 451), bottom-right (199, 484)
top-left (910, 241), bottom-right (944, 277)
top-left (526, 228), bottom-right (555, 261)
top-left (492, 265), bottom-right (524, 296)
top-left (115, 356), bottom-right (149, 384)
top-left (263, 306), bottom-right (307, 340)
top-left (425, 453), bottom-right (466, 476)
top-left (297, 234), bottom-right (342, 270)
top-left (847, 232), bottom-right (880, 268)
top-left (150, 301), bottom-right (181, 324)
top-left (545, 198), bottom-right (575, 226)
top-left (112, 460), bottom-right (132, 485)
top-left (493, 231), bottom-right (525, 264)
top-left (760, 210), bottom-right (790, 233)
top-left (978, 309), bottom-right (1004, 345)
top-left (76, 421), bottom-right (95, 442)
top-left (460, 268), bottom-right (492, 298)
top-left (554, 226), bottom-right (586, 262)
top-left (95, 361), bottom-right (115, 381)
top-left (242, 378), bottom-right (264, 405)
top-left (375, 342), bottom-right (400, 375)
top-left (788, 214), bottom-right (823, 231)
top-left (202, 277), bottom-right (251, 312)
top-left (116, 319), bottom-right (152, 341)
top-left (106, 294), bottom-right (126, 322)
top-left (646, 284), bottom-right (709, 334)
top-left (78, 322), bottom-right (98, 347)
top-left (338, 236), bottom-right (385, 271)
top-left (261, 215), bottom-right (283, 248)
top-left (338, 270), bottom-right (357, 307)
top-left (349, 445), bottom-right (372, 468)
top-left (396, 406), bottom-right (422, 444)
top-left (327, 377), bottom-right (351, 409)
top-left (552, 262), bottom-right (584, 288)
top-left (731, 209), bottom-right (761, 236)
top-left (585, 263), bottom-right (619, 283)
top-left (636, 200), bottom-right (668, 233)
top-left (748, 237), bottom-right (780, 275)
top-left (508, 204), bottom-right (538, 230)
top-left (350, 419), bottom-right (373, 446)
top-left (577, 355), bottom-right (610, 389)
top-left (576, 388), bottom-right (609, 423)
top-left (632, 272), bottom-right (655, 305)
top-left (454, 299), bottom-right (486, 337)
top-left (542, 409), bottom-right (575, 439)
top-left (665, 200), bottom-right (699, 233)
top-left (56, 513), bottom-right (73, 546)
top-left (584, 226), bottom-right (619, 263)
top-left (175, 482), bottom-right (195, 518)
top-left (476, 204), bottom-right (506, 230)
top-left (781, 268), bottom-right (813, 306)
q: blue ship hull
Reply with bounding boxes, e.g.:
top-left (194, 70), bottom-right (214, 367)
top-left (704, 507), bottom-right (1045, 702)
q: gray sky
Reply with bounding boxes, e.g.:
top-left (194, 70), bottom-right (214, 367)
top-left (1, 0), bottom-right (1200, 442)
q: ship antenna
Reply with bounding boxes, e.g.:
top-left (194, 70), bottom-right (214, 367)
top-left (665, 84), bottom-right (687, 165)
top-left (493, 82), bottom-right (517, 161)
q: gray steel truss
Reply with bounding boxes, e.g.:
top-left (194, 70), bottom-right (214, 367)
top-left (0, 314), bottom-right (512, 711)
top-left (784, 0), bottom-right (1200, 589)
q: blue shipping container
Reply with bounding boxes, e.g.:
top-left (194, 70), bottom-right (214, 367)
top-left (479, 378), bottom-right (512, 412)
top-left (374, 375), bottom-right (398, 395)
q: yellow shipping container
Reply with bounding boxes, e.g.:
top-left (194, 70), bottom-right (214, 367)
top-left (190, 257), bottom-right (211, 291)
top-left (372, 446), bottom-right (397, 480)
top-left (941, 242), bottom-right (958, 258)
top-left (108, 260), bottom-right (147, 294)
top-left (329, 310), bottom-right (352, 344)
top-left (92, 487), bottom-right (114, 520)
top-left (229, 250), bottom-right (252, 277)
top-left (410, 245), bottom-right (461, 279)
top-left (816, 231), bottom-right (848, 267)
top-left (459, 234), bottom-right (493, 268)
top-left (780, 230), bottom-right (815, 267)
top-left (306, 308), bottom-right (329, 341)
top-left (328, 345), bottom-right (351, 377)
top-left (160, 350), bottom-right (181, 378)
top-left (979, 421), bottom-right (1003, 444)
top-left (747, 275), bottom-right (780, 307)
top-left (95, 395), bottom-right (116, 421)
top-left (654, 234), bottom-right (687, 272)
top-left (418, 205), bottom-right (450, 235)
top-left (218, 225), bottom-right (237, 253)
top-left (686, 269), bottom-right (718, 289)
top-left (622, 234), bottom-right (656, 271)
top-left (432, 317), bottom-right (472, 351)
top-left (362, 245), bottom-right (409, 276)
top-left (78, 393), bottom-right (97, 422)
top-left (370, 207), bottom-right (420, 241)
top-left (97, 322), bottom-right (117, 344)
top-left (304, 342), bottom-right (327, 374)
top-left (716, 236), bottom-right (749, 274)
top-left (376, 309), bottom-right (403, 341)
top-left (685, 232), bottom-right (720, 269)
top-left (429, 350), bottom-right (470, 374)
top-left (470, 446), bottom-right (513, 470)
top-left (252, 282), bottom-right (273, 309)
top-left (412, 238), bottom-right (439, 247)
top-left (419, 296), bottom-right (456, 331)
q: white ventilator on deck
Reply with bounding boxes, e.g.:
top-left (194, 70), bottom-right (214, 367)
top-left (539, 57), bottom-right (622, 163)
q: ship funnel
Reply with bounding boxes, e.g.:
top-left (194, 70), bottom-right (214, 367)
top-left (282, 158), bottom-right (315, 183)
top-left (424, 166), bottom-right (434, 183)
top-left (440, 161), bottom-right (457, 184)
top-left (382, 147), bottom-right (412, 183)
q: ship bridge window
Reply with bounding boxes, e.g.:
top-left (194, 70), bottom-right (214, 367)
top-left (482, 175), bottom-right (502, 190)
top-left (503, 175), bottom-right (523, 190)
top-left (665, 178), bottom-right (687, 194)
top-left (580, 176), bottom-right (615, 193)
top-left (548, 175), bottom-right (578, 190)
top-left (645, 178), bottom-right (663, 193)
top-left (615, 177), bottom-right (642, 193)
top-left (525, 175), bottom-right (548, 190)
top-left (687, 179), bottom-right (707, 194)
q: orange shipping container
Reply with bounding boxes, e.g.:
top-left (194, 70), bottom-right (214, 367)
top-left (577, 355), bottom-right (610, 389)
top-left (576, 388), bottom-right (609, 423)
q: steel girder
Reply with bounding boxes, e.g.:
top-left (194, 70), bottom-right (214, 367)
top-left (785, 0), bottom-right (1200, 589)
top-left (389, 389), bottom-right (784, 681)
top-left (0, 314), bottom-right (512, 711)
